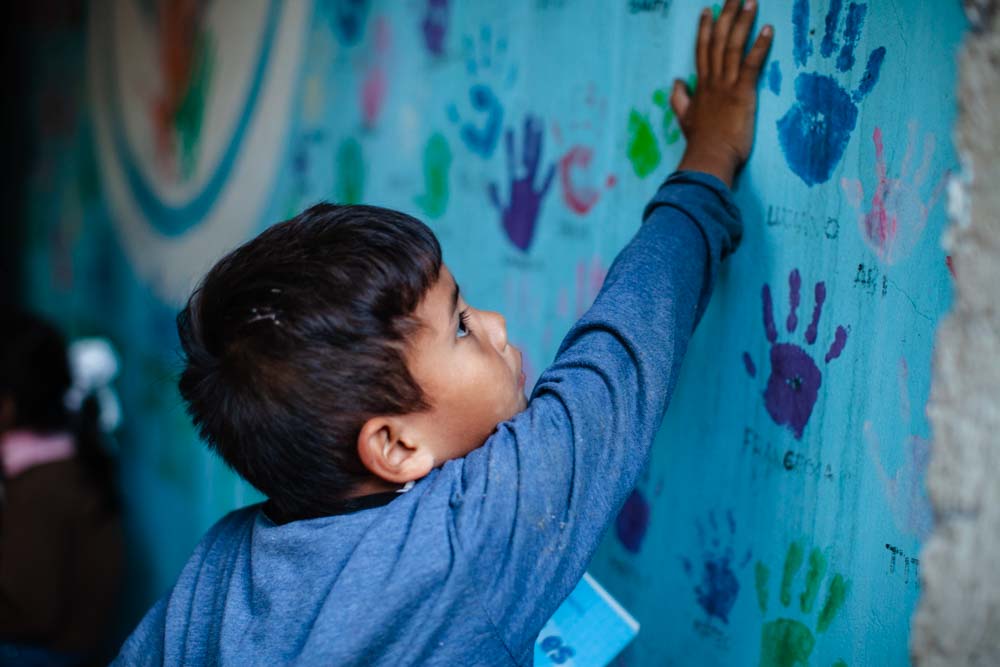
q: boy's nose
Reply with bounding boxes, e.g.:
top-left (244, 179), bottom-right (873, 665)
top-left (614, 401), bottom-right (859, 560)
top-left (484, 310), bottom-right (508, 351)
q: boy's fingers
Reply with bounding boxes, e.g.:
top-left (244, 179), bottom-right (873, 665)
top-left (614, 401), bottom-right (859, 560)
top-left (739, 25), bottom-right (774, 87)
top-left (710, 0), bottom-right (742, 77)
top-left (724, 0), bottom-right (758, 82)
top-left (695, 8), bottom-right (712, 79)
top-left (670, 79), bottom-right (691, 123)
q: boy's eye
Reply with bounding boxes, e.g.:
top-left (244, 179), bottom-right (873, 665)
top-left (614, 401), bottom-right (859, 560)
top-left (457, 309), bottom-right (472, 339)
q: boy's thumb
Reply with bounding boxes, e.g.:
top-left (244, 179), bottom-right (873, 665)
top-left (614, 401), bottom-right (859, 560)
top-left (670, 78), bottom-right (691, 123)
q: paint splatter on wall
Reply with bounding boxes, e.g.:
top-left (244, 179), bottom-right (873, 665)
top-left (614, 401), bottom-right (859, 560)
top-left (19, 1), bottom-right (963, 664)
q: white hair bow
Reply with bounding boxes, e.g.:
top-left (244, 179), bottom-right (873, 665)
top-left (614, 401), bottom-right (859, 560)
top-left (64, 338), bottom-right (122, 434)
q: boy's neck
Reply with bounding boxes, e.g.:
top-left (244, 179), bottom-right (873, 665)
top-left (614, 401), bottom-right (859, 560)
top-left (349, 477), bottom-right (405, 497)
top-left (264, 476), bottom-right (409, 525)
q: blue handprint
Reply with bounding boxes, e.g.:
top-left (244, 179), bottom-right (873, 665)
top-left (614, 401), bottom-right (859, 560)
top-left (447, 26), bottom-right (517, 159)
top-left (771, 0), bottom-right (887, 186)
top-left (489, 115), bottom-right (555, 252)
top-left (681, 510), bottom-right (751, 625)
top-left (452, 84), bottom-right (503, 159)
top-left (323, 0), bottom-right (369, 47)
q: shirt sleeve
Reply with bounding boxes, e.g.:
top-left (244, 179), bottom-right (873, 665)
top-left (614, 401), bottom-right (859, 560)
top-left (445, 171), bottom-right (743, 661)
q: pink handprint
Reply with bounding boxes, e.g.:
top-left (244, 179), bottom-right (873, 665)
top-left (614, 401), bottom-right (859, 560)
top-left (360, 17), bottom-right (391, 129)
top-left (841, 121), bottom-right (948, 264)
top-left (488, 115), bottom-right (556, 252)
top-left (556, 256), bottom-right (608, 319)
top-left (865, 358), bottom-right (932, 540)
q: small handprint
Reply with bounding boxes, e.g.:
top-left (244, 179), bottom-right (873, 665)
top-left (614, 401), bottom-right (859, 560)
top-left (615, 453), bottom-right (663, 555)
top-left (420, 0), bottom-right (448, 57)
top-left (625, 75), bottom-right (693, 179)
top-left (447, 26), bottom-right (516, 159)
top-left (335, 137), bottom-right (364, 205)
top-left (414, 133), bottom-right (451, 219)
top-left (755, 541), bottom-right (849, 667)
top-left (574, 257), bottom-right (607, 318)
top-left (283, 129), bottom-right (326, 218)
top-left (324, 0), bottom-right (369, 47)
top-left (360, 16), bottom-right (391, 129)
top-left (489, 115), bottom-right (556, 252)
top-left (615, 488), bottom-right (650, 554)
top-left (559, 146), bottom-right (600, 214)
top-left (841, 122), bottom-right (948, 264)
top-left (553, 84), bottom-right (616, 216)
top-left (557, 256), bottom-right (609, 319)
top-left (681, 510), bottom-right (751, 625)
top-left (743, 270), bottom-right (849, 440)
top-left (770, 0), bottom-right (887, 186)
top-left (865, 357), bottom-right (933, 540)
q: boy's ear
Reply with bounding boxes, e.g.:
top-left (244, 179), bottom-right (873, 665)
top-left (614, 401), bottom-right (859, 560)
top-left (356, 416), bottom-right (434, 484)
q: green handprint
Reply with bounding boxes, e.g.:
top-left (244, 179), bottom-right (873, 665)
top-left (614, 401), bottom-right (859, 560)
top-left (625, 74), bottom-right (695, 179)
top-left (415, 132), bottom-right (452, 218)
top-left (336, 137), bottom-right (365, 205)
top-left (625, 106), bottom-right (660, 179)
top-left (652, 88), bottom-right (682, 146)
top-left (755, 541), bottom-right (849, 667)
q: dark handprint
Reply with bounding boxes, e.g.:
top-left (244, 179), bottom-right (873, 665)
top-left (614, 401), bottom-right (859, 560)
top-left (447, 26), bottom-right (515, 159)
top-left (489, 115), bottom-right (556, 252)
top-left (326, 0), bottom-right (370, 47)
top-left (681, 510), bottom-right (751, 625)
top-left (459, 84), bottom-right (503, 159)
top-left (420, 0), bottom-right (448, 57)
top-left (771, 0), bottom-right (887, 186)
top-left (743, 270), bottom-right (848, 440)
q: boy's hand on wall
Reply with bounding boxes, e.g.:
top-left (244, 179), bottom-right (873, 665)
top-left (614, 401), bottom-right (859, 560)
top-left (674, 0), bottom-right (773, 187)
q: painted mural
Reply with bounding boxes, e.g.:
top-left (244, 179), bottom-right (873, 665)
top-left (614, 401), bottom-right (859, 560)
top-left (20, 0), bottom-right (963, 663)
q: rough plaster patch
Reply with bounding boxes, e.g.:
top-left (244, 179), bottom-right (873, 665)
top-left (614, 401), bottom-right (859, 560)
top-left (912, 4), bottom-right (1000, 665)
top-left (964, 0), bottom-right (999, 31)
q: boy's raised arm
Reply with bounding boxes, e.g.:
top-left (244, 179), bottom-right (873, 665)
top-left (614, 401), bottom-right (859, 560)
top-left (445, 2), bottom-right (772, 660)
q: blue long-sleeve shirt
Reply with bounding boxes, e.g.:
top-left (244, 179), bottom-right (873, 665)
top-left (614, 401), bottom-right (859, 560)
top-left (113, 171), bottom-right (742, 666)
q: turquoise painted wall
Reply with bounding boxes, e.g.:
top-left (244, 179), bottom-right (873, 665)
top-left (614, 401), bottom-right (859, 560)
top-left (20, 1), bottom-right (964, 663)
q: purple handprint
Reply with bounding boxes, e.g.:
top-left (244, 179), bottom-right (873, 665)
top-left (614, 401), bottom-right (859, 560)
top-left (420, 0), bottom-right (448, 57)
top-left (616, 489), bottom-right (651, 554)
top-left (743, 270), bottom-right (849, 440)
top-left (489, 115), bottom-right (556, 252)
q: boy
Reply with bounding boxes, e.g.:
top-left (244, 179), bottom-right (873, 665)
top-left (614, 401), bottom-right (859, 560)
top-left (115, 3), bottom-right (772, 664)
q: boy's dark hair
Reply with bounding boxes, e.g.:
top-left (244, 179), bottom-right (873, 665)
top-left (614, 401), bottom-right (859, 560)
top-left (177, 203), bottom-right (442, 521)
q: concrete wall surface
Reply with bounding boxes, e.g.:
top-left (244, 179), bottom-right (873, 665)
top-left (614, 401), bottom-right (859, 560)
top-left (913, 2), bottom-right (1000, 665)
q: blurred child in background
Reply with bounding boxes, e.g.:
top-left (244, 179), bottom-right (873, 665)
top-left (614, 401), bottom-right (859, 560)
top-left (0, 311), bottom-right (124, 667)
